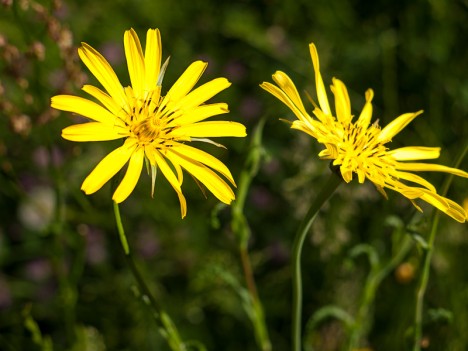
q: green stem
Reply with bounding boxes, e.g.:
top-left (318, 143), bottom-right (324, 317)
top-left (347, 236), bottom-right (412, 349)
top-left (292, 170), bottom-right (342, 351)
top-left (113, 202), bottom-right (187, 351)
top-left (412, 142), bottom-right (468, 351)
top-left (231, 119), bottom-right (272, 351)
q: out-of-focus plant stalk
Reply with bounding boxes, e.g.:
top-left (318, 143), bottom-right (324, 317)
top-left (291, 167), bottom-right (342, 351)
top-left (231, 118), bottom-right (272, 351)
top-left (413, 142), bottom-right (468, 351)
top-left (346, 235), bottom-right (413, 350)
top-left (113, 202), bottom-right (190, 351)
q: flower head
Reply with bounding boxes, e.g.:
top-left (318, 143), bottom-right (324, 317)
top-left (261, 43), bottom-right (468, 222)
top-left (52, 28), bottom-right (246, 217)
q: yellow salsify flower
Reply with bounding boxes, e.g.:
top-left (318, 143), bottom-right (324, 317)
top-left (51, 28), bottom-right (246, 217)
top-left (261, 43), bottom-right (468, 223)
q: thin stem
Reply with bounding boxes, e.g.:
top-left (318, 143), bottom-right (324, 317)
top-left (112, 202), bottom-right (186, 351)
top-left (292, 170), bottom-right (342, 351)
top-left (231, 119), bottom-right (272, 351)
top-left (412, 141), bottom-right (468, 351)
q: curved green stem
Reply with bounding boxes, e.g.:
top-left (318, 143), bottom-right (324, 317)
top-left (412, 142), bottom-right (468, 351)
top-left (292, 170), bottom-right (342, 351)
top-left (113, 202), bottom-right (187, 351)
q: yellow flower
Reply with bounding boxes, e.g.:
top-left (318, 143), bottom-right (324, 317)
top-left (261, 43), bottom-right (468, 223)
top-left (52, 28), bottom-right (246, 217)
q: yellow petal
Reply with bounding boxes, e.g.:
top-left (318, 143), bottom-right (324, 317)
top-left (163, 61), bottom-right (207, 105)
top-left (420, 191), bottom-right (466, 223)
top-left (175, 78), bottom-right (231, 110)
top-left (389, 147), bottom-right (441, 161)
top-left (331, 78), bottom-right (351, 124)
top-left (395, 162), bottom-right (468, 178)
top-left (169, 103), bottom-right (229, 126)
top-left (356, 89), bottom-right (374, 128)
top-left (170, 121), bottom-right (246, 138)
top-left (395, 171), bottom-right (436, 192)
top-left (78, 43), bottom-right (126, 105)
top-left (62, 122), bottom-right (125, 141)
top-left (82, 85), bottom-right (123, 116)
top-left (112, 147), bottom-right (144, 203)
top-left (144, 28), bottom-right (162, 91)
top-left (51, 95), bottom-right (122, 125)
top-left (124, 28), bottom-right (145, 97)
top-left (81, 141), bottom-right (136, 195)
top-left (377, 110), bottom-right (423, 143)
top-left (167, 150), bottom-right (235, 205)
top-left (260, 81), bottom-right (312, 125)
top-left (309, 43), bottom-right (331, 116)
top-left (173, 143), bottom-right (235, 185)
top-left (150, 148), bottom-right (187, 218)
top-left (271, 71), bottom-right (307, 115)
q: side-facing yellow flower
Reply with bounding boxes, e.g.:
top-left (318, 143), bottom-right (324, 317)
top-left (51, 28), bottom-right (246, 217)
top-left (261, 43), bottom-right (467, 222)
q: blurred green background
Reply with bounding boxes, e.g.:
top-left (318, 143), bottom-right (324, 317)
top-left (1, 0), bottom-right (467, 350)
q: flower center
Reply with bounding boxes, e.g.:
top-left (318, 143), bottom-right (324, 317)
top-left (124, 87), bottom-right (176, 146)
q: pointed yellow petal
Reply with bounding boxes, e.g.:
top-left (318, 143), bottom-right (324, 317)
top-left (124, 28), bottom-right (145, 97)
top-left (173, 143), bottom-right (235, 185)
top-left (395, 171), bottom-right (437, 192)
top-left (167, 150), bottom-right (235, 205)
top-left (171, 121), bottom-right (246, 138)
top-left (113, 147), bottom-right (144, 203)
top-left (170, 103), bottom-right (229, 126)
top-left (377, 110), bottom-right (423, 143)
top-left (331, 78), bottom-right (351, 124)
top-left (389, 147), bottom-right (441, 161)
top-left (420, 190), bottom-right (466, 223)
top-left (271, 71), bottom-right (307, 114)
top-left (81, 141), bottom-right (136, 195)
top-left (78, 43), bottom-right (126, 105)
top-left (395, 162), bottom-right (468, 178)
top-left (62, 122), bottom-right (125, 141)
top-left (260, 81), bottom-right (312, 125)
top-left (356, 89), bottom-right (374, 128)
top-left (144, 28), bottom-right (162, 91)
top-left (309, 43), bottom-right (331, 116)
top-left (51, 95), bottom-right (123, 125)
top-left (175, 78), bottom-right (231, 110)
top-left (163, 61), bottom-right (207, 104)
top-left (82, 85), bottom-right (123, 116)
top-left (150, 148), bottom-right (187, 218)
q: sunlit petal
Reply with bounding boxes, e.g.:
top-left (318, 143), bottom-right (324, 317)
top-left (81, 141), bottom-right (136, 194)
top-left (51, 95), bottom-right (123, 125)
top-left (78, 43), bottom-right (126, 105)
top-left (389, 147), bottom-right (441, 161)
top-left (144, 28), bottom-right (161, 91)
top-left (113, 147), bottom-right (144, 203)
top-left (377, 110), bottom-right (423, 143)
top-left (124, 28), bottom-right (145, 96)
top-left (171, 121), bottom-right (246, 138)
top-left (62, 122), bottom-right (125, 141)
